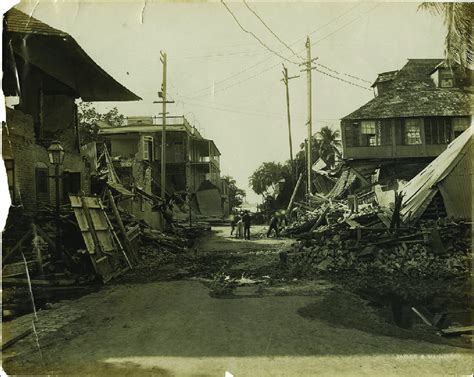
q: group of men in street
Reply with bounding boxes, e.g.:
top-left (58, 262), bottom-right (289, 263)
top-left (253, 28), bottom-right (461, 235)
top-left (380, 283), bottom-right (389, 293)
top-left (230, 210), bottom-right (252, 240)
top-left (230, 207), bottom-right (298, 240)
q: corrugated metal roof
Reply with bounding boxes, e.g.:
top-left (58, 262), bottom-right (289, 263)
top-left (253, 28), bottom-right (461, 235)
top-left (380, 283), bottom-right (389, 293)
top-left (400, 127), bottom-right (473, 222)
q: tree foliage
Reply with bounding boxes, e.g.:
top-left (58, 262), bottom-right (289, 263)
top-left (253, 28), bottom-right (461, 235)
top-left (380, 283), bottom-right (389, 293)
top-left (221, 175), bottom-right (246, 209)
top-left (249, 126), bottom-right (342, 199)
top-left (77, 102), bottom-right (125, 145)
top-left (249, 162), bottom-right (289, 197)
top-left (316, 126), bottom-right (341, 168)
top-left (419, 2), bottom-right (474, 69)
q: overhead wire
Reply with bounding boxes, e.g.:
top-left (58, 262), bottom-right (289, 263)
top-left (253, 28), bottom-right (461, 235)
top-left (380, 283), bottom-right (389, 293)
top-left (316, 63), bottom-right (372, 84)
top-left (242, 0), bottom-right (304, 60)
top-left (186, 3), bottom-right (362, 97)
top-left (220, 0), bottom-right (300, 65)
top-left (186, 3), bottom-right (377, 98)
top-left (179, 99), bottom-right (335, 124)
top-left (311, 3), bottom-right (381, 47)
top-left (313, 68), bottom-right (372, 91)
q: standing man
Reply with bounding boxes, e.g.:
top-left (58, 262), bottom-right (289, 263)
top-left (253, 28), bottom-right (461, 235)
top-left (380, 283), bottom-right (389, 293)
top-left (267, 212), bottom-right (280, 238)
top-left (230, 210), bottom-right (240, 236)
top-left (242, 210), bottom-right (252, 240)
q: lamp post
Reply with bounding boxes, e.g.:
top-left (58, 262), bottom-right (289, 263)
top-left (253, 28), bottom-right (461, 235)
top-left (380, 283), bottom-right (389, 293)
top-left (47, 140), bottom-right (65, 252)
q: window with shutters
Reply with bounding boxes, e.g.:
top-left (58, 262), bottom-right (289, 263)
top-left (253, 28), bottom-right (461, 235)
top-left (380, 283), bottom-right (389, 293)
top-left (344, 122), bottom-right (359, 147)
top-left (424, 117), bottom-right (452, 144)
top-left (379, 119), bottom-right (393, 146)
top-left (142, 136), bottom-right (154, 161)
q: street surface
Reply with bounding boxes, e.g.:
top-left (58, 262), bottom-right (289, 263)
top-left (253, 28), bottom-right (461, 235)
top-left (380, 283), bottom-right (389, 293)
top-left (2, 227), bottom-right (471, 376)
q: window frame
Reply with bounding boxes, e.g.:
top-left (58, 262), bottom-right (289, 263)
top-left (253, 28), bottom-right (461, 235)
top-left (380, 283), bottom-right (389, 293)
top-left (35, 166), bottom-right (49, 194)
top-left (403, 118), bottom-right (422, 145)
top-left (142, 135), bottom-right (154, 161)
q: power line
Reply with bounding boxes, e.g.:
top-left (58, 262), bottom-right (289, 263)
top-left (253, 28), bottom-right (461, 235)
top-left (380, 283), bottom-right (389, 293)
top-left (185, 3), bottom-right (362, 98)
top-left (186, 3), bottom-right (362, 97)
top-left (180, 98), bottom-right (336, 124)
top-left (292, 3), bottom-right (362, 51)
top-left (180, 49), bottom-right (266, 60)
top-left (316, 63), bottom-right (372, 84)
top-left (311, 3), bottom-right (381, 46)
top-left (170, 85), bottom-right (341, 123)
top-left (313, 68), bottom-right (372, 91)
top-left (243, 0), bottom-right (304, 60)
top-left (187, 3), bottom-right (377, 98)
top-left (220, 0), bottom-right (299, 65)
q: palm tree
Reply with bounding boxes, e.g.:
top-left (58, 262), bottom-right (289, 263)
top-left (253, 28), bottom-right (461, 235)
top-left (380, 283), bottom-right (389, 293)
top-left (419, 2), bottom-right (473, 69)
top-left (316, 126), bottom-right (342, 168)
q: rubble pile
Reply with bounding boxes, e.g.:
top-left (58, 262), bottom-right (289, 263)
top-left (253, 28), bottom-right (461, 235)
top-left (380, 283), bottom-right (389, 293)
top-left (281, 200), bottom-right (471, 279)
top-left (2, 194), bottom-right (211, 320)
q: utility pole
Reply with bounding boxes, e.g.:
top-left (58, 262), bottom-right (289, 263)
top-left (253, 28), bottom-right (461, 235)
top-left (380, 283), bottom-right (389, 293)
top-left (299, 36), bottom-right (317, 196)
top-left (281, 64), bottom-right (299, 178)
top-left (305, 36), bottom-right (313, 195)
top-left (153, 51), bottom-right (174, 200)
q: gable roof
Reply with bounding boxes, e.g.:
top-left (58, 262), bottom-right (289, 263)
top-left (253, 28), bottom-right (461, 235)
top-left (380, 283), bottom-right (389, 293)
top-left (3, 8), bottom-right (141, 102)
top-left (343, 59), bottom-right (473, 120)
top-left (371, 70), bottom-right (398, 87)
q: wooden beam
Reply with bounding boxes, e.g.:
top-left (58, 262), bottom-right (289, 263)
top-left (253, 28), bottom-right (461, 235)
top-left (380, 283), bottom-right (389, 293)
top-left (1, 328), bottom-right (33, 351)
top-left (349, 167), bottom-right (371, 186)
top-left (3, 229), bottom-right (33, 265)
top-left (286, 173), bottom-right (303, 213)
top-left (106, 188), bottom-right (137, 264)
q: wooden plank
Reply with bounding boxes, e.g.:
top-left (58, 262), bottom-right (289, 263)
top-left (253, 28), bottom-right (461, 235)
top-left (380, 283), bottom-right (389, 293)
top-left (106, 188), bottom-right (137, 265)
top-left (345, 219), bottom-right (361, 229)
top-left (377, 213), bottom-right (392, 229)
top-left (1, 328), bottom-right (33, 351)
top-left (2, 261), bottom-right (37, 277)
top-left (3, 229), bottom-right (33, 264)
top-left (440, 325), bottom-right (474, 335)
top-left (2, 277), bottom-right (52, 286)
top-left (309, 206), bottom-right (330, 232)
top-left (78, 195), bottom-right (103, 274)
top-left (286, 173), bottom-right (303, 213)
top-left (35, 225), bottom-right (56, 251)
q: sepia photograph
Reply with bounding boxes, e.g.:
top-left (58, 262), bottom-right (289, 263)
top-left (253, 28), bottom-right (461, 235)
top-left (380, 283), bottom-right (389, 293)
top-left (0, 0), bottom-right (472, 376)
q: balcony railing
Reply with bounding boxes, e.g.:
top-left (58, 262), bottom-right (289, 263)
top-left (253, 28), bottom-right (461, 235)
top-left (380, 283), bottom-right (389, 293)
top-left (124, 116), bottom-right (202, 137)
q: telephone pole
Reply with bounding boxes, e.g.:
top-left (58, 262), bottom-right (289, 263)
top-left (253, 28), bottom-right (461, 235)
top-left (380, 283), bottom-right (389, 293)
top-left (305, 37), bottom-right (312, 195)
top-left (154, 51), bottom-right (174, 200)
top-left (281, 64), bottom-right (299, 176)
top-left (300, 36), bottom-right (318, 195)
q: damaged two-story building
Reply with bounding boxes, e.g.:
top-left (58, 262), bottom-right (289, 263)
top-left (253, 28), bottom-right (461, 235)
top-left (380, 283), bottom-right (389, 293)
top-left (2, 8), bottom-right (140, 215)
top-left (340, 59), bottom-right (472, 184)
top-left (99, 116), bottom-right (228, 221)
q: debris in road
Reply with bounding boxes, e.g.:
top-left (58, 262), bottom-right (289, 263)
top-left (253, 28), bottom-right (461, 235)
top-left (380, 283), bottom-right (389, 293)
top-left (209, 271), bottom-right (237, 297)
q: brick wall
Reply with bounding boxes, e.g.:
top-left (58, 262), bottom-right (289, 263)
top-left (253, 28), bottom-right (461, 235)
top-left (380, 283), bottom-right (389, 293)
top-left (3, 108), bottom-right (90, 213)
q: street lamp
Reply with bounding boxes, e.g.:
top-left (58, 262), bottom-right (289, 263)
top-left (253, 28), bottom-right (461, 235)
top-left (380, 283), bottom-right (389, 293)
top-left (47, 140), bottom-right (65, 252)
top-left (47, 140), bottom-right (65, 166)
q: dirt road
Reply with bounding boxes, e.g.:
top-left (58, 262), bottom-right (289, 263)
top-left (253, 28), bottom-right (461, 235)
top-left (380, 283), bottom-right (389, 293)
top-left (2, 227), bottom-right (472, 376)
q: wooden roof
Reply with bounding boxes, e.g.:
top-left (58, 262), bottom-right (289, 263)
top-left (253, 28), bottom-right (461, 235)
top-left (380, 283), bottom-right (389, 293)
top-left (3, 8), bottom-right (141, 102)
top-left (343, 59), bottom-right (473, 120)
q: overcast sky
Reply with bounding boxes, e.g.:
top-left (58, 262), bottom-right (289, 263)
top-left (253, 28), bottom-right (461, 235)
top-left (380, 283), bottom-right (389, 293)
top-left (14, 1), bottom-right (445, 203)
